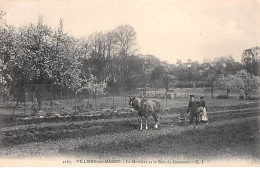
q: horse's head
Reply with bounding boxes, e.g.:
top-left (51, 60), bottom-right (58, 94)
top-left (129, 97), bottom-right (136, 106)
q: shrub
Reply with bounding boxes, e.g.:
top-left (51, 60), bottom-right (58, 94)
top-left (239, 94), bottom-right (244, 100)
top-left (247, 95), bottom-right (260, 100)
top-left (216, 95), bottom-right (229, 99)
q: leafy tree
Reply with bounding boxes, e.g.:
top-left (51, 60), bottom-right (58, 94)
top-left (1, 16), bottom-right (100, 110)
top-left (234, 70), bottom-right (259, 100)
top-left (241, 46), bottom-right (260, 75)
top-left (0, 25), bottom-right (17, 100)
top-left (124, 55), bottom-right (146, 89)
top-left (76, 74), bottom-right (106, 106)
top-left (151, 66), bottom-right (165, 80)
top-left (216, 74), bottom-right (236, 96)
top-left (163, 73), bottom-right (177, 92)
top-left (213, 56), bottom-right (239, 75)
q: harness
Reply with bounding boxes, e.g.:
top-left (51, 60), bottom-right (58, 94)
top-left (129, 94), bottom-right (176, 127)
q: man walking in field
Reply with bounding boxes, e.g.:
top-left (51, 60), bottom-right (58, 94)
top-left (187, 95), bottom-right (200, 126)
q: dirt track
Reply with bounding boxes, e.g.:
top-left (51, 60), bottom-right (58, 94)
top-left (0, 107), bottom-right (259, 160)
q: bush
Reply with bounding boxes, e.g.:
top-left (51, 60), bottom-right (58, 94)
top-left (247, 95), bottom-right (260, 100)
top-left (239, 95), bottom-right (244, 100)
top-left (216, 95), bottom-right (229, 99)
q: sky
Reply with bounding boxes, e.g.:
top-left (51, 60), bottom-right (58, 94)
top-left (0, 0), bottom-right (260, 64)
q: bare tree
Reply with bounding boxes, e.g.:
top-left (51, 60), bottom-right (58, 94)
top-left (114, 25), bottom-right (137, 58)
top-left (114, 25), bottom-right (138, 90)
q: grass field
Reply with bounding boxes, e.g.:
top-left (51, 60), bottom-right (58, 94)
top-left (0, 88), bottom-right (259, 166)
top-left (0, 103), bottom-right (259, 166)
top-left (73, 117), bottom-right (259, 161)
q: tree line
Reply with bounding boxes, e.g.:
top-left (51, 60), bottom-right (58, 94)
top-left (0, 14), bottom-right (259, 110)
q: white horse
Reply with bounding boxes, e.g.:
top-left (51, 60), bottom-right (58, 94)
top-left (129, 97), bottom-right (160, 130)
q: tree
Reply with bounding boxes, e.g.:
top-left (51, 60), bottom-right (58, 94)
top-left (176, 59), bottom-right (182, 65)
top-left (114, 25), bottom-right (137, 58)
top-left (205, 70), bottom-right (218, 99)
top-left (0, 25), bottom-right (17, 101)
top-left (76, 74), bottom-right (106, 107)
top-left (81, 25), bottom-right (138, 89)
top-left (114, 25), bottom-right (138, 89)
top-left (1, 16), bottom-right (89, 110)
top-left (213, 56), bottom-right (239, 75)
top-left (163, 73), bottom-right (177, 92)
top-left (85, 32), bottom-right (108, 82)
top-left (234, 70), bottom-right (259, 100)
top-left (216, 74), bottom-right (236, 96)
top-left (124, 55), bottom-right (146, 89)
top-left (151, 66), bottom-right (165, 80)
top-left (0, 10), bottom-right (6, 26)
top-left (241, 46), bottom-right (260, 75)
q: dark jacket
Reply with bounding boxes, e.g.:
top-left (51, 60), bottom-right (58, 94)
top-left (187, 101), bottom-right (200, 113)
top-left (199, 101), bottom-right (206, 108)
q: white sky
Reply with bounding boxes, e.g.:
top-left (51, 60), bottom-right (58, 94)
top-left (1, 0), bottom-right (260, 64)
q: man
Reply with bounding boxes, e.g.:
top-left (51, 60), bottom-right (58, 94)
top-left (187, 95), bottom-right (200, 125)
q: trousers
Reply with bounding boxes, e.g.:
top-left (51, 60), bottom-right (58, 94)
top-left (189, 111), bottom-right (199, 125)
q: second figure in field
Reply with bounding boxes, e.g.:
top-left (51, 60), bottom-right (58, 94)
top-left (198, 96), bottom-right (208, 124)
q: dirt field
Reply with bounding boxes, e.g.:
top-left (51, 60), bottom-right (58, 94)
top-left (0, 99), bottom-right (259, 166)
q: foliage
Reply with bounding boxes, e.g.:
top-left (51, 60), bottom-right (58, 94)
top-left (213, 56), bottom-right (242, 75)
top-left (216, 95), bottom-right (229, 99)
top-left (247, 95), bottom-right (259, 100)
top-left (0, 16), bottom-right (106, 109)
top-left (163, 73), bottom-right (178, 91)
top-left (216, 74), bottom-right (237, 96)
top-left (1, 12), bottom-right (260, 106)
top-left (205, 70), bottom-right (218, 99)
top-left (241, 46), bottom-right (260, 75)
top-left (76, 74), bottom-right (106, 96)
top-left (234, 70), bottom-right (259, 100)
top-left (239, 94), bottom-right (244, 100)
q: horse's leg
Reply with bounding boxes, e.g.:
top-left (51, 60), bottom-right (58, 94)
top-left (154, 122), bottom-right (158, 129)
top-left (145, 118), bottom-right (148, 130)
top-left (140, 117), bottom-right (143, 130)
top-left (139, 112), bottom-right (143, 130)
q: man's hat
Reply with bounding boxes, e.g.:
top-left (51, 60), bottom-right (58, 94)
top-left (190, 95), bottom-right (194, 98)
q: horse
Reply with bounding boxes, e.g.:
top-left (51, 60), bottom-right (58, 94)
top-left (129, 97), bottom-right (160, 130)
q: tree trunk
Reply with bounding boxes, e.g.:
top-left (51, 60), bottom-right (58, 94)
top-left (245, 92), bottom-right (248, 100)
top-left (226, 89), bottom-right (230, 97)
top-left (211, 86), bottom-right (214, 99)
top-left (36, 89), bottom-right (42, 111)
top-left (12, 88), bottom-right (24, 114)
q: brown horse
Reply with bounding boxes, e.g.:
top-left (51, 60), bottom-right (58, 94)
top-left (129, 97), bottom-right (160, 130)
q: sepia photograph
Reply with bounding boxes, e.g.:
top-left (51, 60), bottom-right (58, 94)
top-left (0, 0), bottom-right (259, 167)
